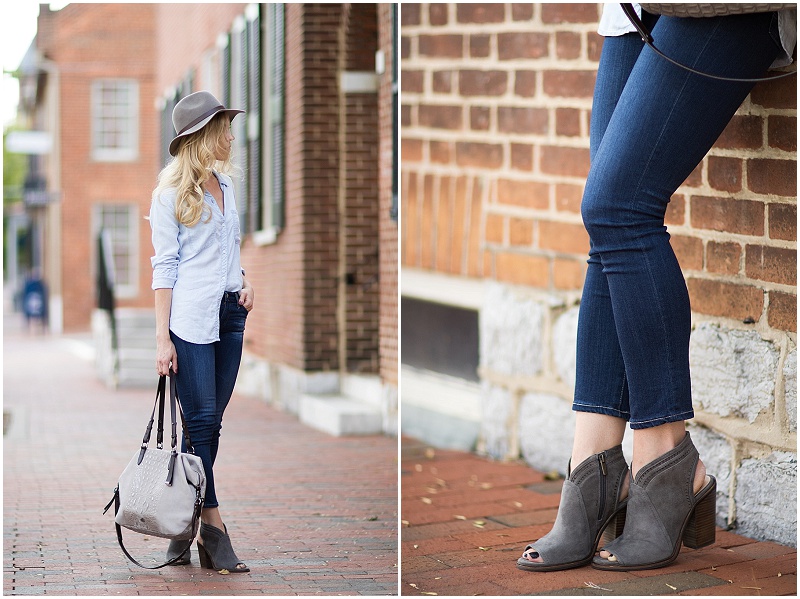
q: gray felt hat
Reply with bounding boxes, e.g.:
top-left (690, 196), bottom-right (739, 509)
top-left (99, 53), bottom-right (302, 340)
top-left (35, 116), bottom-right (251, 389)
top-left (169, 91), bottom-right (244, 156)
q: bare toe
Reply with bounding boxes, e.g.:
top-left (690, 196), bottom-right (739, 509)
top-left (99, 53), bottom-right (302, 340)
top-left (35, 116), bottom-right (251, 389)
top-left (522, 547), bottom-right (544, 563)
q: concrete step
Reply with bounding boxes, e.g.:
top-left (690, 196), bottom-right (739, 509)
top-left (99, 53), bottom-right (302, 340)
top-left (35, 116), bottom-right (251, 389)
top-left (299, 394), bottom-right (383, 437)
top-left (116, 367), bottom-right (155, 388)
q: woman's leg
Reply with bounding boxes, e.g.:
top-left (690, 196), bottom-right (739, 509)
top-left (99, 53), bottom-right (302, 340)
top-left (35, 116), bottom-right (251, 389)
top-left (583, 11), bottom-right (780, 433)
top-left (201, 295), bottom-right (247, 529)
top-left (570, 27), bottom-right (649, 468)
top-left (170, 333), bottom-right (221, 509)
top-left (521, 30), bottom-right (643, 565)
top-left (586, 11), bottom-right (781, 566)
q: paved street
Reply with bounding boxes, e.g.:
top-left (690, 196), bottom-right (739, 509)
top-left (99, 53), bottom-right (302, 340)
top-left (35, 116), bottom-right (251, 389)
top-left (401, 437), bottom-right (797, 596)
top-left (3, 311), bottom-right (398, 596)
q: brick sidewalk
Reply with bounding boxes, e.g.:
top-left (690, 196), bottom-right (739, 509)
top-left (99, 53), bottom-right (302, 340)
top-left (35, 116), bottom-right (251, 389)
top-left (401, 438), bottom-right (797, 596)
top-left (3, 319), bottom-right (398, 596)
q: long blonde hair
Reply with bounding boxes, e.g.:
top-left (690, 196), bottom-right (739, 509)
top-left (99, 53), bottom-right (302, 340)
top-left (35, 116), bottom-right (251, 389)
top-left (152, 114), bottom-right (236, 227)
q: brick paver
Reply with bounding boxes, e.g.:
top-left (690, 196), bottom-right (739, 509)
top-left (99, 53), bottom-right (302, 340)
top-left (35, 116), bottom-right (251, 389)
top-left (401, 438), bottom-right (796, 596)
top-left (3, 314), bottom-right (398, 596)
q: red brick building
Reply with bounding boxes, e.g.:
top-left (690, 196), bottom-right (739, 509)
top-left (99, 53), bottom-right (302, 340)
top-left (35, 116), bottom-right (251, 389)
top-left (22, 3), bottom-right (398, 433)
top-left (31, 4), bottom-right (159, 331)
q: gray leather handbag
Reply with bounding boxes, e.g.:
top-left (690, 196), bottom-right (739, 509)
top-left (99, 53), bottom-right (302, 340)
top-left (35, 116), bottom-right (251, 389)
top-left (638, 4), bottom-right (795, 17)
top-left (104, 374), bottom-right (206, 569)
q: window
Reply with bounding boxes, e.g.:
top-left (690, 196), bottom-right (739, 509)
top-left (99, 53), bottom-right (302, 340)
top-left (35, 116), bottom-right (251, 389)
top-left (401, 297), bottom-right (480, 382)
top-left (157, 4), bottom-right (285, 242)
top-left (94, 204), bottom-right (138, 298)
top-left (261, 3), bottom-right (286, 238)
top-left (91, 80), bottom-right (139, 162)
top-left (229, 3), bottom-right (286, 244)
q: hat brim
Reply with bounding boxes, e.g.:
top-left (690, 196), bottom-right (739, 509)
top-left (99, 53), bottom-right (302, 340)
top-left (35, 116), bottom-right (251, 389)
top-left (168, 108), bottom-right (244, 156)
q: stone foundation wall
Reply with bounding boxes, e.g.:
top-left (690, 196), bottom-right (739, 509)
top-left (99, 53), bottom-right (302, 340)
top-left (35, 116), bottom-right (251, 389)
top-left (477, 281), bottom-right (797, 547)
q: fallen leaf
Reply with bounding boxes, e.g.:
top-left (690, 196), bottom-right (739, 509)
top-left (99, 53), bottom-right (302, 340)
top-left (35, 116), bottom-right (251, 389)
top-left (414, 464), bottom-right (423, 472)
top-left (478, 546), bottom-right (491, 551)
top-left (367, 516), bottom-right (378, 521)
top-left (513, 501), bottom-right (523, 508)
top-left (421, 593), bottom-right (438, 596)
top-left (473, 520), bottom-right (485, 528)
top-left (409, 583), bottom-right (418, 589)
top-left (218, 569), bottom-right (230, 575)
top-left (454, 515), bottom-right (467, 520)
top-left (425, 487), bottom-right (439, 494)
top-left (741, 587), bottom-right (762, 591)
top-left (778, 572), bottom-right (782, 577)
top-left (584, 582), bottom-right (612, 591)
top-left (434, 577), bottom-right (442, 580)
top-left (401, 520), bottom-right (410, 527)
top-left (665, 583), bottom-right (676, 590)
top-left (413, 545), bottom-right (419, 549)
top-left (480, 482), bottom-right (493, 490)
top-left (421, 497), bottom-right (432, 504)
top-left (425, 448), bottom-right (435, 459)
top-left (544, 470), bottom-right (561, 481)
top-left (435, 478), bottom-right (447, 487)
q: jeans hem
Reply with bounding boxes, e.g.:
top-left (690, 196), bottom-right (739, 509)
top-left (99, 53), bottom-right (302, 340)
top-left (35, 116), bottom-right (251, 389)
top-left (572, 403), bottom-right (630, 421)
top-left (628, 410), bottom-right (694, 430)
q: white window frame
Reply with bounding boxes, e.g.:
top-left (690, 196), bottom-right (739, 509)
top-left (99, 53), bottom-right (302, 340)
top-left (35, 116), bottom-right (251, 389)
top-left (91, 79), bottom-right (139, 162)
top-left (93, 203), bottom-right (139, 299)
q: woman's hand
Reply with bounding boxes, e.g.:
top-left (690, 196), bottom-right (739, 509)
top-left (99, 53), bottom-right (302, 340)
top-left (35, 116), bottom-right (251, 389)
top-left (240, 279), bottom-right (255, 312)
top-left (156, 337), bottom-right (178, 375)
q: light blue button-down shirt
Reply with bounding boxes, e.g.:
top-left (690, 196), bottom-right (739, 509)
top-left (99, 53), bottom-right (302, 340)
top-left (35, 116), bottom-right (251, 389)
top-left (150, 172), bottom-right (243, 344)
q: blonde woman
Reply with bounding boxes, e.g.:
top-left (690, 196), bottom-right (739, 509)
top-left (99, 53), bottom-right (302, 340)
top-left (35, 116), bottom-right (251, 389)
top-left (150, 91), bottom-right (253, 573)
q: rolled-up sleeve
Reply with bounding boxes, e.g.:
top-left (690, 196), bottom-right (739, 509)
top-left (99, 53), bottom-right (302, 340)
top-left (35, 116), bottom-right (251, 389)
top-left (150, 191), bottom-right (180, 290)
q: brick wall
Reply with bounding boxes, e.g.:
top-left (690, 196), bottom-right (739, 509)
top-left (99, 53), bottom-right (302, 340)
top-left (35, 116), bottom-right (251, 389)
top-left (379, 3), bottom-right (399, 388)
top-left (155, 4), bottom-right (246, 94)
top-left (39, 4), bottom-right (158, 331)
top-left (296, 3), bottom-right (343, 372)
top-left (401, 3), bottom-right (796, 328)
top-left (342, 4), bottom-right (381, 374)
top-left (400, 3), bottom-right (797, 544)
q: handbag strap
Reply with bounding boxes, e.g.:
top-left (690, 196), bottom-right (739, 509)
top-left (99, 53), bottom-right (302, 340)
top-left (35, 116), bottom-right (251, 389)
top-left (139, 374), bottom-right (198, 474)
top-left (137, 376), bottom-right (166, 465)
top-left (103, 485), bottom-right (204, 570)
top-left (168, 373), bottom-right (198, 454)
top-left (621, 3), bottom-right (796, 82)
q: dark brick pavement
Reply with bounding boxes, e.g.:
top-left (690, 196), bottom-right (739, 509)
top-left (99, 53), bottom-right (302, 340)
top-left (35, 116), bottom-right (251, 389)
top-left (3, 315), bottom-right (398, 596)
top-left (401, 437), bottom-right (797, 596)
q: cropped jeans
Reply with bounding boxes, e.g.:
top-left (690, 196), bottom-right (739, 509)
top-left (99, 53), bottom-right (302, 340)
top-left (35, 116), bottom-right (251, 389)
top-left (171, 291), bottom-right (248, 508)
top-left (574, 11), bottom-right (781, 429)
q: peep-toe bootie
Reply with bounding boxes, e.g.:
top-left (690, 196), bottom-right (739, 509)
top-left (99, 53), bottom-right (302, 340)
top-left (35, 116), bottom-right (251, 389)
top-left (593, 432), bottom-right (716, 571)
top-left (197, 522), bottom-right (250, 573)
top-left (516, 444), bottom-right (629, 572)
top-left (166, 538), bottom-right (192, 565)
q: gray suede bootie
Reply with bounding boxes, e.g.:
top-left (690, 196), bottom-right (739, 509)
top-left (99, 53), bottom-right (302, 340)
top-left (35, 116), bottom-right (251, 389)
top-left (516, 444), bottom-right (629, 572)
top-left (166, 538), bottom-right (192, 565)
top-left (593, 432), bottom-right (716, 571)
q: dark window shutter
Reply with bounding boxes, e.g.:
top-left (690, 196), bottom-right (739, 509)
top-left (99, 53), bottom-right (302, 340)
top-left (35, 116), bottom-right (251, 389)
top-left (221, 34), bottom-right (231, 108)
top-left (247, 9), bottom-right (262, 234)
top-left (270, 4), bottom-right (285, 230)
